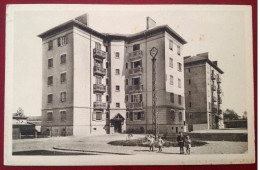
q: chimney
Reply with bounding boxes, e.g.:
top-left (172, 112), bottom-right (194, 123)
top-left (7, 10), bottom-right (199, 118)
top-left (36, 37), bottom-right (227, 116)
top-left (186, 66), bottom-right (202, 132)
top-left (75, 13), bottom-right (89, 27)
top-left (146, 17), bottom-right (156, 30)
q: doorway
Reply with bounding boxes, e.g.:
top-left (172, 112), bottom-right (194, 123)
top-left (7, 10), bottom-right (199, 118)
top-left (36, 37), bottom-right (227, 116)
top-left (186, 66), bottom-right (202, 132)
top-left (114, 120), bottom-right (122, 133)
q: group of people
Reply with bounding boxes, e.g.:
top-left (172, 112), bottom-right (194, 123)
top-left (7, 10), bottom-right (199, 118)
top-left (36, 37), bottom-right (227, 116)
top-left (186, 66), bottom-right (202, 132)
top-left (146, 132), bottom-right (191, 154)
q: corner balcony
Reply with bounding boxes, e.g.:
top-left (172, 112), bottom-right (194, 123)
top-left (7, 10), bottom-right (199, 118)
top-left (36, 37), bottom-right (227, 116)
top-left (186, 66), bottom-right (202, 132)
top-left (93, 101), bottom-right (106, 110)
top-left (126, 102), bottom-right (143, 110)
top-left (93, 66), bottom-right (106, 76)
top-left (129, 67), bottom-right (143, 75)
top-left (129, 50), bottom-right (143, 60)
top-left (93, 84), bottom-right (106, 93)
top-left (211, 85), bottom-right (217, 91)
top-left (93, 48), bottom-right (107, 60)
top-left (212, 96), bottom-right (217, 102)
top-left (212, 104), bottom-right (218, 113)
top-left (217, 77), bottom-right (222, 83)
top-left (217, 88), bottom-right (222, 94)
top-left (126, 84), bottom-right (143, 93)
top-left (211, 74), bottom-right (217, 80)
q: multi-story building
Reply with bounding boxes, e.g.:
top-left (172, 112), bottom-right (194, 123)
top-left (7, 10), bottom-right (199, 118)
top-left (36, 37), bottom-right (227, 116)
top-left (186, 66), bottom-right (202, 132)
top-left (184, 52), bottom-right (224, 131)
top-left (39, 14), bottom-right (187, 136)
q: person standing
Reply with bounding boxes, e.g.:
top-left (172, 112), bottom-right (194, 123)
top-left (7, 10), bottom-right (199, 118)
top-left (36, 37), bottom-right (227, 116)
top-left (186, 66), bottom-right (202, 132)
top-left (185, 135), bottom-right (191, 154)
top-left (177, 132), bottom-right (185, 154)
top-left (158, 136), bottom-right (164, 152)
top-left (148, 135), bottom-right (155, 152)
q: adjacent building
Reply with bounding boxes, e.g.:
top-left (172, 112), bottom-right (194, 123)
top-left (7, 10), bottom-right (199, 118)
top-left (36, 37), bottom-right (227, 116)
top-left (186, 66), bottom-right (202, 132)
top-left (184, 53), bottom-right (224, 131)
top-left (38, 14), bottom-right (187, 136)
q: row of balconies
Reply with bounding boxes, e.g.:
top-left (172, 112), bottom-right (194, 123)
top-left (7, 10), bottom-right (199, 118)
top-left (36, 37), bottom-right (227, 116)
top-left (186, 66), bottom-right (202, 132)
top-left (212, 96), bottom-right (222, 104)
top-left (211, 73), bottom-right (222, 83)
top-left (126, 84), bottom-right (143, 93)
top-left (93, 101), bottom-right (144, 110)
top-left (211, 104), bottom-right (223, 114)
top-left (129, 67), bottom-right (143, 75)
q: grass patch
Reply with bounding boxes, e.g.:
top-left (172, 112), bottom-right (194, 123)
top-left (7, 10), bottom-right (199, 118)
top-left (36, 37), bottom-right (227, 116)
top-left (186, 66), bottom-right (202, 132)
top-left (108, 137), bottom-right (208, 148)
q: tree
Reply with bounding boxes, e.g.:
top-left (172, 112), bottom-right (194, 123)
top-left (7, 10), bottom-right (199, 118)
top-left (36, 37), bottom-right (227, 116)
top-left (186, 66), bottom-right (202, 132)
top-left (242, 111), bottom-right (247, 120)
top-left (223, 109), bottom-right (240, 121)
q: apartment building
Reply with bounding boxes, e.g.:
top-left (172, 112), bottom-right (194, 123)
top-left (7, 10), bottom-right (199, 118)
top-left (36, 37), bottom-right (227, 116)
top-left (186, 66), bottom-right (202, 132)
top-left (184, 53), bottom-right (224, 131)
top-left (39, 14), bottom-right (187, 136)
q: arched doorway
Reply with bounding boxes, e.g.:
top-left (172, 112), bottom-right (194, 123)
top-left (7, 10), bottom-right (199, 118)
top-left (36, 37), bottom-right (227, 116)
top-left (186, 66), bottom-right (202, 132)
top-left (111, 113), bottom-right (125, 133)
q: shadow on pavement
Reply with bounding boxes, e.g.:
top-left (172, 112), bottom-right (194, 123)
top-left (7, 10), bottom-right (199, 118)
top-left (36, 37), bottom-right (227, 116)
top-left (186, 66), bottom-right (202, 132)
top-left (13, 150), bottom-right (98, 155)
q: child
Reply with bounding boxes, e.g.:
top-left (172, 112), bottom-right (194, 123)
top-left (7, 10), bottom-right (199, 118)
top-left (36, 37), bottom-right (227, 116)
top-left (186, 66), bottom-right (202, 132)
top-left (185, 135), bottom-right (191, 154)
top-left (158, 136), bottom-right (164, 152)
top-left (148, 135), bottom-right (155, 152)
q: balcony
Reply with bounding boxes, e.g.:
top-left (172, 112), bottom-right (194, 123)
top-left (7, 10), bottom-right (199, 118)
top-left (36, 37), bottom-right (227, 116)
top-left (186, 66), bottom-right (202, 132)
top-left (217, 77), bottom-right (222, 83)
top-left (93, 84), bottom-right (106, 93)
top-left (217, 88), bottom-right (222, 94)
top-left (218, 97), bottom-right (222, 104)
top-left (93, 48), bottom-right (107, 60)
top-left (212, 96), bottom-right (217, 102)
top-left (126, 84), bottom-right (143, 93)
top-left (211, 85), bottom-right (217, 91)
top-left (212, 104), bottom-right (218, 113)
top-left (93, 66), bottom-right (106, 76)
top-left (126, 102), bottom-right (143, 110)
top-left (129, 67), bottom-right (143, 75)
top-left (211, 74), bottom-right (217, 80)
top-left (218, 109), bottom-right (223, 114)
top-left (129, 50), bottom-right (143, 60)
top-left (93, 101), bottom-right (106, 110)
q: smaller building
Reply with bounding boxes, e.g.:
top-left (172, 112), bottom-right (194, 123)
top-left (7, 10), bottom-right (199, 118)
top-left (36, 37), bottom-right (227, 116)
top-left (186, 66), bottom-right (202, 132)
top-left (27, 116), bottom-right (42, 134)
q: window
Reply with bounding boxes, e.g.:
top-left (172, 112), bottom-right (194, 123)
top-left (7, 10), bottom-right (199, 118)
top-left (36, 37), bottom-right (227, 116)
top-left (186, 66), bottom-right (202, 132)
top-left (47, 94), bottom-right (53, 103)
top-left (60, 92), bottom-right (66, 102)
top-left (134, 112), bottom-right (144, 121)
top-left (115, 52), bottom-right (120, 59)
top-left (106, 62), bottom-right (109, 68)
top-left (106, 112), bottom-right (109, 119)
top-left (126, 112), bottom-right (129, 119)
top-left (60, 73), bottom-right (67, 83)
top-left (115, 69), bottom-right (120, 75)
top-left (106, 78), bottom-right (109, 85)
top-left (169, 58), bottom-right (173, 68)
top-left (125, 95), bottom-right (129, 102)
top-left (48, 41), bottom-right (53, 50)
top-left (170, 75), bottom-right (173, 85)
top-left (126, 63), bottom-right (128, 69)
top-left (131, 94), bottom-right (142, 102)
top-left (169, 40), bottom-right (173, 50)
top-left (96, 94), bottom-right (102, 101)
top-left (189, 113), bottom-right (192, 119)
top-left (116, 103), bottom-right (120, 108)
top-left (178, 79), bottom-right (181, 88)
top-left (60, 54), bottom-right (66, 64)
top-left (189, 102), bottom-right (192, 107)
top-left (57, 36), bottom-right (68, 47)
top-left (106, 95), bottom-right (109, 102)
top-left (96, 76), bottom-right (102, 84)
top-left (116, 85), bottom-right (120, 92)
top-left (189, 79), bottom-right (191, 84)
top-left (178, 95), bottom-right (182, 104)
top-left (47, 112), bottom-right (53, 121)
top-left (189, 91), bottom-right (191, 95)
top-left (60, 111), bottom-right (66, 121)
top-left (177, 45), bottom-right (181, 55)
top-left (95, 42), bottom-right (101, 50)
top-left (178, 62), bottom-right (182, 71)
top-left (170, 93), bottom-right (174, 103)
top-left (96, 112), bottom-right (102, 120)
top-left (188, 68), bottom-right (191, 72)
top-left (48, 76), bottom-right (53, 86)
top-left (125, 79), bottom-right (128, 85)
top-left (48, 58), bottom-right (53, 68)
top-left (133, 44), bottom-right (140, 51)
top-left (179, 112), bottom-right (182, 122)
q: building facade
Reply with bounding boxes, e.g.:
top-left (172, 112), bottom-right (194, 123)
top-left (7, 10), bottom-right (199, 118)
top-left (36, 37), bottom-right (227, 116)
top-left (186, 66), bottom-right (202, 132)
top-left (184, 53), bottom-right (224, 131)
top-left (39, 14), bottom-right (187, 136)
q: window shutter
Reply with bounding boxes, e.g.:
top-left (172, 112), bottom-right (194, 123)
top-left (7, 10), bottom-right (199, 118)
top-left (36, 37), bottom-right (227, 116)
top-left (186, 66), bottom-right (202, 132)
top-left (141, 112), bottom-right (145, 120)
top-left (130, 112), bottom-right (133, 121)
top-left (92, 112), bottom-right (96, 121)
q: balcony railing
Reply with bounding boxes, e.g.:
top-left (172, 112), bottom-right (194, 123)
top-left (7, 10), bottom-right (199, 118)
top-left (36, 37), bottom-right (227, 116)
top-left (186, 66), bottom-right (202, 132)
top-left (212, 104), bottom-right (218, 113)
top-left (211, 85), bottom-right (217, 91)
top-left (93, 101), bottom-right (106, 110)
top-left (217, 88), bottom-right (222, 94)
top-left (93, 48), bottom-right (107, 60)
top-left (93, 66), bottom-right (106, 76)
top-left (126, 102), bottom-right (143, 110)
top-left (211, 74), bottom-right (217, 80)
top-left (212, 96), bottom-right (217, 102)
top-left (129, 50), bottom-right (143, 60)
top-left (217, 77), bottom-right (222, 83)
top-left (129, 67), bottom-right (143, 75)
top-left (93, 84), bottom-right (106, 93)
top-left (126, 84), bottom-right (143, 93)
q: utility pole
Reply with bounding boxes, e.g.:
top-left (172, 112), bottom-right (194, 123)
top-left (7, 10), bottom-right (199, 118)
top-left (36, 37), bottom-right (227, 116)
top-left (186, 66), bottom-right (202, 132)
top-left (150, 47), bottom-right (158, 140)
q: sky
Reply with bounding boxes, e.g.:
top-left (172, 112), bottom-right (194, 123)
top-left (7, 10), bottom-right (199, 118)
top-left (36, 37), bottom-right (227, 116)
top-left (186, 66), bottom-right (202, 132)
top-left (7, 5), bottom-right (253, 116)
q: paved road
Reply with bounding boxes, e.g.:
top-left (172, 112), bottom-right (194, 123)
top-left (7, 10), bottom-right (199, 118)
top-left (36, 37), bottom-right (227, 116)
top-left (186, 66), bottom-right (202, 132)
top-left (13, 134), bottom-right (248, 155)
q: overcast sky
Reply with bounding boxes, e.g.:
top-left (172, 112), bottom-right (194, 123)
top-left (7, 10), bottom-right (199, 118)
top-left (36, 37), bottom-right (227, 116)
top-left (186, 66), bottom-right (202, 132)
top-left (7, 5), bottom-right (253, 116)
